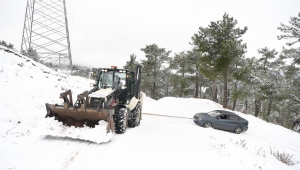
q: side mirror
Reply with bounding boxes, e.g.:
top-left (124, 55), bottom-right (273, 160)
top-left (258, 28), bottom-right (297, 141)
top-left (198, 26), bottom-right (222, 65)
top-left (217, 117), bottom-right (220, 120)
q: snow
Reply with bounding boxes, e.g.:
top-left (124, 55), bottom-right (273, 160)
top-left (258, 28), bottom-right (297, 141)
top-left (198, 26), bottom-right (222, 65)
top-left (41, 118), bottom-right (113, 144)
top-left (1, 45), bottom-right (300, 170)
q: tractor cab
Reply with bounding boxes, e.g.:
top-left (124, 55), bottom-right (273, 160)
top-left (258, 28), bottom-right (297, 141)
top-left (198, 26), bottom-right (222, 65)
top-left (92, 66), bottom-right (138, 105)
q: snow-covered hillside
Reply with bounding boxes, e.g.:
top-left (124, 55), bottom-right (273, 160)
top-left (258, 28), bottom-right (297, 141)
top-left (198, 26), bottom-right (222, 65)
top-left (0, 45), bottom-right (300, 170)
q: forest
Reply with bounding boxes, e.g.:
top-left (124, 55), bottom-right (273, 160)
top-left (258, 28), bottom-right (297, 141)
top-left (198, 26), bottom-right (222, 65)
top-left (124, 13), bottom-right (300, 131)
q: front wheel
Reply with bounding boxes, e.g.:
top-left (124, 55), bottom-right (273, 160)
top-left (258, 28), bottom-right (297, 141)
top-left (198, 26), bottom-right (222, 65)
top-left (203, 122), bottom-right (212, 128)
top-left (114, 107), bottom-right (128, 134)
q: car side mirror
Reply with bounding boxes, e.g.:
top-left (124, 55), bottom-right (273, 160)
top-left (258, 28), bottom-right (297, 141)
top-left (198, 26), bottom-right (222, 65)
top-left (217, 117), bottom-right (220, 120)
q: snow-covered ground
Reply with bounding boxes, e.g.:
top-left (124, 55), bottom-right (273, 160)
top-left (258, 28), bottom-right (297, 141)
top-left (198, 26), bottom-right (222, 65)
top-left (0, 45), bottom-right (300, 170)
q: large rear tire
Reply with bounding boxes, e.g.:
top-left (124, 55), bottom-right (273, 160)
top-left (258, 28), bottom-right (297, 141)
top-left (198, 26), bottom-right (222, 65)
top-left (128, 103), bottom-right (141, 128)
top-left (114, 107), bottom-right (128, 134)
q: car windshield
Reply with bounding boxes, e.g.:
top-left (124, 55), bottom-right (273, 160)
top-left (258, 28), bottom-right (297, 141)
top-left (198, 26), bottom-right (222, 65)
top-left (207, 110), bottom-right (221, 117)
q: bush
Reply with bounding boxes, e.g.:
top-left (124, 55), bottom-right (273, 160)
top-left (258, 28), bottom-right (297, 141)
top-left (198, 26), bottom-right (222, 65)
top-left (0, 40), bottom-right (14, 49)
top-left (22, 46), bottom-right (40, 61)
top-left (7, 43), bottom-right (14, 49)
top-left (270, 147), bottom-right (299, 165)
top-left (0, 40), bottom-right (7, 46)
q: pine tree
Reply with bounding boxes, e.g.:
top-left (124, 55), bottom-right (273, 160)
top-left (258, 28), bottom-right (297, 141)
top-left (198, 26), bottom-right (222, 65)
top-left (186, 49), bottom-right (207, 98)
top-left (277, 13), bottom-right (300, 46)
top-left (191, 13), bottom-right (247, 108)
top-left (124, 54), bottom-right (138, 71)
top-left (161, 66), bottom-right (172, 97)
top-left (254, 47), bottom-right (281, 119)
top-left (170, 51), bottom-right (193, 97)
top-left (277, 13), bottom-right (300, 129)
top-left (230, 55), bottom-right (251, 111)
top-left (140, 44), bottom-right (171, 99)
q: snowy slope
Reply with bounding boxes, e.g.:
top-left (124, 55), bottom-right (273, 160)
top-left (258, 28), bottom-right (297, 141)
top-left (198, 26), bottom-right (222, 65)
top-left (0, 46), bottom-right (300, 170)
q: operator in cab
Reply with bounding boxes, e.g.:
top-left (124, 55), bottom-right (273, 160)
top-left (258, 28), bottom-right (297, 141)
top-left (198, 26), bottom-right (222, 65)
top-left (114, 75), bottom-right (123, 89)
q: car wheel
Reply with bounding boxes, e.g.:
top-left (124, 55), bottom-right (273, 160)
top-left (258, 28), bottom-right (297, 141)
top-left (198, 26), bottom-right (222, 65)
top-left (203, 122), bottom-right (212, 128)
top-left (234, 127), bottom-right (242, 134)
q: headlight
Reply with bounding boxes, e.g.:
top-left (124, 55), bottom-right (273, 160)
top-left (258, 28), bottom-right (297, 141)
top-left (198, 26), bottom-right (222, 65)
top-left (198, 118), bottom-right (202, 120)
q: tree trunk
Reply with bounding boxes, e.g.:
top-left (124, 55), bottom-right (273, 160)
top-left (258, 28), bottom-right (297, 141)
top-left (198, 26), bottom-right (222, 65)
top-left (255, 99), bottom-right (260, 117)
top-left (244, 100), bottom-right (248, 112)
top-left (180, 73), bottom-right (184, 97)
top-left (292, 118), bottom-right (300, 131)
top-left (153, 82), bottom-right (156, 99)
top-left (232, 100), bottom-right (236, 111)
top-left (180, 81), bottom-right (183, 97)
top-left (195, 71), bottom-right (199, 98)
top-left (232, 83), bottom-right (237, 110)
top-left (166, 83), bottom-right (169, 97)
top-left (153, 62), bottom-right (157, 99)
top-left (227, 89), bottom-right (230, 106)
top-left (267, 97), bottom-right (272, 115)
top-left (223, 76), bottom-right (228, 108)
top-left (213, 80), bottom-right (218, 102)
top-left (199, 85), bottom-right (202, 98)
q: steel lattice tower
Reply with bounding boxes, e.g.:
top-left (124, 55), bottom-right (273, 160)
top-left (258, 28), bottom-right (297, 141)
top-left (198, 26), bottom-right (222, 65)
top-left (21, 0), bottom-right (72, 74)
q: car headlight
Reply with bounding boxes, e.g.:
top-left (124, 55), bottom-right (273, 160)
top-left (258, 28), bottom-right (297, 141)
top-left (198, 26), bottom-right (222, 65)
top-left (198, 118), bottom-right (202, 120)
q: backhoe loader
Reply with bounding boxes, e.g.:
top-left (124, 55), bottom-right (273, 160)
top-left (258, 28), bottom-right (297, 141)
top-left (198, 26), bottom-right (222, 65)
top-left (44, 65), bottom-right (143, 143)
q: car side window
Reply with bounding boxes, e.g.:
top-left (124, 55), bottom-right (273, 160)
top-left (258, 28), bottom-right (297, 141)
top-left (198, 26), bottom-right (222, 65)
top-left (220, 114), bottom-right (228, 119)
top-left (229, 115), bottom-right (239, 121)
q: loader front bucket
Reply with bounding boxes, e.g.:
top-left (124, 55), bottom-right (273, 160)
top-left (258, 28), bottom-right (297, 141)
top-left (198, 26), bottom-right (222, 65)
top-left (42, 106), bottom-right (115, 143)
top-left (45, 89), bottom-right (114, 131)
top-left (45, 103), bottom-right (114, 132)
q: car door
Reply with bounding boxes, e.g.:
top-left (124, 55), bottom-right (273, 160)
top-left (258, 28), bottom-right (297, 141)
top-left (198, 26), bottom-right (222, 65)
top-left (213, 114), bottom-right (228, 129)
top-left (225, 115), bottom-right (240, 131)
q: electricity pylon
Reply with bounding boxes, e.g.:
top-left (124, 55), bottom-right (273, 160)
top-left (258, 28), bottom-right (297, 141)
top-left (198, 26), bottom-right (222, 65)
top-left (21, 0), bottom-right (72, 74)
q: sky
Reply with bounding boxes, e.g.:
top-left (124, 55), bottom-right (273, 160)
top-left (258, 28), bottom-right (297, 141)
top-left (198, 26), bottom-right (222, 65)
top-left (1, 45), bottom-right (300, 169)
top-left (0, 0), bottom-right (299, 68)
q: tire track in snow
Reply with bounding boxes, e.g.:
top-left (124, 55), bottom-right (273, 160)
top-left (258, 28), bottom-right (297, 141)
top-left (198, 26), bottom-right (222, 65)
top-left (62, 151), bottom-right (79, 169)
top-left (143, 113), bottom-right (192, 119)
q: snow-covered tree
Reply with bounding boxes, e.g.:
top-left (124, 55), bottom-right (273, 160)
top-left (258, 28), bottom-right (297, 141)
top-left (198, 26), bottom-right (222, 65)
top-left (277, 13), bottom-right (300, 129)
top-left (277, 13), bottom-right (300, 46)
top-left (124, 54), bottom-right (138, 71)
top-left (191, 13), bottom-right (247, 108)
top-left (170, 51), bottom-right (193, 97)
top-left (140, 44), bottom-right (171, 99)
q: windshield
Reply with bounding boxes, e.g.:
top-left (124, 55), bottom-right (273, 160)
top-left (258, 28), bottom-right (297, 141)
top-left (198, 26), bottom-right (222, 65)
top-left (98, 71), bottom-right (126, 89)
top-left (207, 110), bottom-right (220, 117)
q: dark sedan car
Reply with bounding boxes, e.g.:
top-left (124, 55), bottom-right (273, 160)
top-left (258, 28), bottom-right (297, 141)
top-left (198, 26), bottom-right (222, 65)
top-left (193, 110), bottom-right (248, 134)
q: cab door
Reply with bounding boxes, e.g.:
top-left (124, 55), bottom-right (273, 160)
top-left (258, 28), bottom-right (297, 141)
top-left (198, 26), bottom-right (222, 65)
top-left (126, 72), bottom-right (135, 102)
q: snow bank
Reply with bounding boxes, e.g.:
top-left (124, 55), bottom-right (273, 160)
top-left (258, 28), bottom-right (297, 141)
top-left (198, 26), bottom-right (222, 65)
top-left (143, 96), bottom-right (223, 118)
top-left (0, 46), bottom-right (95, 144)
